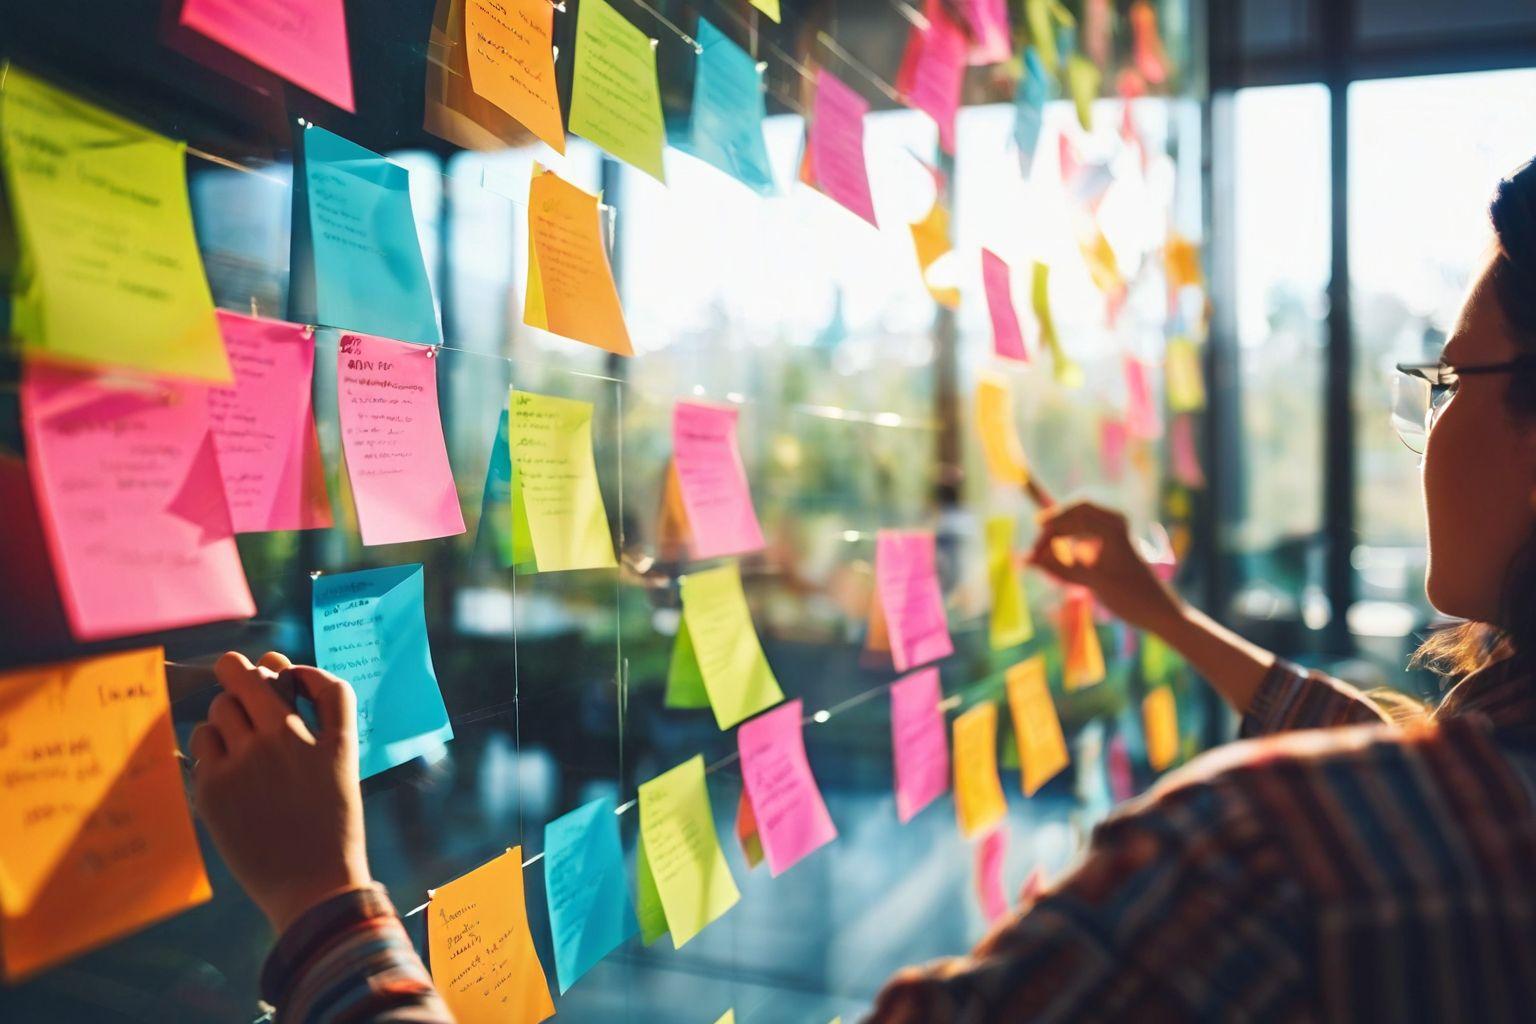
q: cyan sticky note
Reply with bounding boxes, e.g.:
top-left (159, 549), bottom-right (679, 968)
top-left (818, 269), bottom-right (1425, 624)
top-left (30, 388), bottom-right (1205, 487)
top-left (290, 125), bottom-right (441, 344)
top-left (476, 408), bottom-right (514, 567)
top-left (312, 563), bottom-right (453, 778)
top-left (677, 19), bottom-right (775, 194)
top-left (543, 797), bottom-right (639, 992)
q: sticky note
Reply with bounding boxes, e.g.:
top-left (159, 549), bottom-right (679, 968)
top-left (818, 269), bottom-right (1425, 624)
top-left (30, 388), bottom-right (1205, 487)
top-left (1005, 656), bottom-right (1069, 796)
top-left (953, 701), bottom-right (1007, 839)
top-left (1099, 416), bottom-right (1128, 480)
top-left (749, 0), bottom-right (780, 21)
top-left (889, 668), bottom-right (950, 823)
top-left (1165, 232), bottom-right (1203, 289)
top-left (673, 400), bottom-right (765, 559)
top-left (1170, 413), bottom-right (1206, 488)
top-left (336, 333), bottom-right (466, 546)
top-left (1143, 687), bottom-right (1179, 771)
top-left (633, 837), bottom-right (668, 945)
top-left (1032, 262), bottom-right (1082, 388)
top-left (463, 0), bottom-right (565, 153)
top-left (735, 788), bottom-right (765, 868)
top-left (1122, 353), bottom-right (1162, 440)
top-left (0, 648), bottom-right (211, 982)
top-left (715, 1012), bottom-right (737, 1024)
top-left (508, 389), bottom-right (617, 572)
top-left (1066, 53), bottom-right (1100, 131)
top-left (1130, 0), bottom-right (1169, 84)
top-left (208, 311), bottom-right (332, 533)
top-left (477, 408), bottom-right (516, 566)
top-left (427, 849), bottom-right (554, 1024)
top-left (637, 755), bottom-right (740, 948)
top-left (21, 363), bottom-right (255, 641)
top-left (909, 202), bottom-right (961, 309)
top-left (982, 250), bottom-right (1028, 361)
top-left (524, 167), bottom-right (634, 356)
top-left (1106, 732), bottom-right (1136, 802)
top-left (803, 70), bottom-right (878, 227)
top-left (1012, 48), bottom-right (1050, 176)
top-left (975, 827), bottom-right (1008, 923)
top-left (670, 563), bottom-right (785, 729)
top-left (656, 459), bottom-right (694, 562)
top-left (180, 0), bottom-right (354, 110)
top-left (975, 377), bottom-right (1032, 488)
top-left (0, 69), bottom-right (229, 382)
top-left (292, 126), bottom-right (440, 345)
top-left (1060, 587), bottom-right (1106, 690)
top-left (541, 798), bottom-right (637, 994)
top-left (313, 564), bottom-right (455, 778)
top-left (1165, 337), bottom-right (1207, 413)
top-left (1082, 228), bottom-right (1123, 300)
top-left (967, 0), bottom-right (1013, 64)
top-left (737, 700), bottom-right (838, 876)
top-left (875, 530), bottom-right (954, 672)
top-left (1024, 0), bottom-right (1072, 74)
top-left (682, 19), bottom-right (775, 194)
top-left (896, 3), bottom-right (968, 154)
top-left (568, 0), bottom-right (666, 181)
top-left (986, 516), bottom-right (1034, 650)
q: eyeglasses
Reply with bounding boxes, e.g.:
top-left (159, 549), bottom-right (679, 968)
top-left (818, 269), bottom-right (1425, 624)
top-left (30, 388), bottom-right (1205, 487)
top-left (1392, 356), bottom-right (1536, 454)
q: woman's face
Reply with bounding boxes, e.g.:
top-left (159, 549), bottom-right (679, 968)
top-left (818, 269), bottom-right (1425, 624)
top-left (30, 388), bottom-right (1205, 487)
top-left (1423, 254), bottom-right (1536, 621)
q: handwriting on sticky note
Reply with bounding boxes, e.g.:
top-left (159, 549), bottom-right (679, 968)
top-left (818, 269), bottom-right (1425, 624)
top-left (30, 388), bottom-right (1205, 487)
top-left (676, 563), bottom-right (785, 728)
top-left (428, 848), bottom-right (555, 1024)
top-left (464, 0), bottom-right (565, 153)
top-left (543, 797), bottom-right (638, 993)
top-left (0, 648), bottom-right (211, 982)
top-left (525, 168), bottom-right (634, 355)
top-left (568, 0), bottom-right (666, 181)
top-left (0, 68), bottom-right (230, 382)
top-left (673, 400), bottom-right (765, 559)
top-left (875, 530), bottom-right (954, 672)
top-left (889, 668), bottom-right (950, 823)
top-left (806, 70), bottom-right (878, 226)
top-left (180, 0), bottom-right (354, 109)
top-left (509, 389), bottom-right (617, 572)
top-left (737, 700), bottom-right (838, 876)
top-left (953, 700), bottom-right (1007, 839)
top-left (1006, 656), bottom-right (1069, 796)
top-left (987, 516), bottom-right (1034, 650)
top-left (684, 20), bottom-right (775, 194)
top-left (637, 755), bottom-right (740, 948)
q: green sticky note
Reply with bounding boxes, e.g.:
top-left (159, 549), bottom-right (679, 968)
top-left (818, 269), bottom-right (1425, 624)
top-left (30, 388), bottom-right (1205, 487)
top-left (509, 390), bottom-right (618, 573)
top-left (568, 0), bottom-right (667, 182)
top-left (987, 516), bottom-right (1034, 651)
top-left (638, 755), bottom-right (740, 948)
top-left (633, 834), bottom-right (669, 946)
top-left (677, 563), bottom-right (785, 729)
top-left (1, 67), bottom-right (229, 382)
top-left (665, 620), bottom-right (711, 708)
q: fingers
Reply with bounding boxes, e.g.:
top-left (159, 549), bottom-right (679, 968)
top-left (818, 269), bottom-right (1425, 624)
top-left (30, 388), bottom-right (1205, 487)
top-left (187, 722), bottom-right (226, 764)
top-left (1027, 537), bottom-right (1090, 586)
top-left (286, 666), bottom-right (358, 742)
top-left (207, 692), bottom-right (253, 750)
top-left (257, 651), bottom-right (294, 674)
top-left (1033, 500), bottom-right (1127, 545)
top-left (214, 650), bottom-right (293, 729)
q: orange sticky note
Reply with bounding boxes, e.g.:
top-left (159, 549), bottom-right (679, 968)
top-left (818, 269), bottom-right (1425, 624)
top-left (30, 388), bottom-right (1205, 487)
top-left (1060, 587), bottom-right (1107, 690)
top-left (428, 848), bottom-right (555, 1024)
top-left (464, 0), bottom-right (566, 153)
top-left (525, 167), bottom-right (634, 356)
top-left (1005, 656), bottom-right (1069, 796)
top-left (1143, 686), bottom-right (1179, 771)
top-left (0, 648), bottom-right (211, 982)
top-left (909, 201), bottom-right (961, 309)
top-left (953, 701), bottom-right (1007, 839)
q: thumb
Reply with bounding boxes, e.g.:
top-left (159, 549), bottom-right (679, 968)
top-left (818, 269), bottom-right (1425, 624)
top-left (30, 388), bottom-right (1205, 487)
top-left (1026, 538), bottom-right (1091, 587)
top-left (285, 667), bottom-right (358, 746)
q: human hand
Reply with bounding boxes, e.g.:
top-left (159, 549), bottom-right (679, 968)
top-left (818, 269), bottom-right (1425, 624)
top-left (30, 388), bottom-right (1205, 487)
top-left (1025, 500), bottom-right (1185, 634)
top-left (189, 651), bottom-right (372, 935)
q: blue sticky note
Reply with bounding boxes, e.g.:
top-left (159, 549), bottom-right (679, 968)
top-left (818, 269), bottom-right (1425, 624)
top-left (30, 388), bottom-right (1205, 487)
top-left (677, 19), bottom-right (775, 195)
top-left (1013, 47), bottom-right (1050, 177)
top-left (290, 125), bottom-right (441, 344)
top-left (312, 563), bottom-right (453, 778)
top-left (543, 796), bottom-right (639, 992)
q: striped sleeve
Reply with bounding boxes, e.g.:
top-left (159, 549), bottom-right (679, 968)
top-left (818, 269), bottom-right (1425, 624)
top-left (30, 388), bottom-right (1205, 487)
top-left (1240, 658), bottom-right (1389, 737)
top-left (260, 884), bottom-right (453, 1023)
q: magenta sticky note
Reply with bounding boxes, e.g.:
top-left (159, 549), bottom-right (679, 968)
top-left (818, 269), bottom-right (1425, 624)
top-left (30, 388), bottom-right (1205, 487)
top-left (673, 400), bottom-right (765, 560)
top-left (876, 529), bottom-right (954, 672)
top-left (982, 249), bottom-right (1029, 362)
top-left (897, 3), bottom-right (968, 155)
top-left (1098, 417), bottom-right (1127, 480)
top-left (807, 70), bottom-right (878, 227)
top-left (1123, 354), bottom-right (1163, 440)
top-left (890, 668), bottom-right (950, 823)
top-left (179, 0), bottom-right (355, 111)
top-left (737, 699), bottom-right (838, 876)
top-left (1107, 733), bottom-right (1135, 803)
top-left (208, 311), bottom-right (332, 533)
top-left (336, 333), bottom-right (466, 546)
top-left (965, 0), bottom-right (1013, 65)
top-left (975, 826), bottom-right (1008, 923)
top-left (1170, 413), bottom-right (1206, 488)
top-left (21, 363), bottom-right (256, 641)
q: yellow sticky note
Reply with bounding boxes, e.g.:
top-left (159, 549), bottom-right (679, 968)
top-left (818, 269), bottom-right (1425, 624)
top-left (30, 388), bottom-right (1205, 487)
top-left (1165, 231), bottom-right (1204, 289)
top-left (1024, 0), bottom-right (1073, 75)
top-left (986, 516), bottom-right (1034, 650)
top-left (953, 701), bottom-right (1008, 839)
top-left (1165, 336), bottom-right (1207, 413)
top-left (909, 202), bottom-right (961, 309)
top-left (638, 755), bottom-right (740, 948)
top-left (463, 0), bottom-right (566, 153)
top-left (0, 68), bottom-right (229, 382)
top-left (675, 563), bottom-right (786, 729)
top-left (1005, 656), bottom-right (1069, 796)
top-left (749, 0), bottom-right (781, 22)
top-left (1144, 687), bottom-right (1179, 771)
top-left (714, 1012), bottom-right (737, 1024)
top-left (525, 167), bottom-right (634, 355)
top-left (509, 389), bottom-right (618, 573)
top-left (427, 848), bottom-right (555, 1024)
top-left (1060, 589), bottom-right (1107, 690)
top-left (1066, 53), bottom-right (1101, 132)
top-left (975, 377), bottom-right (1032, 487)
top-left (568, 0), bottom-right (666, 181)
top-left (1031, 262), bottom-right (1082, 388)
top-left (0, 648), bottom-right (211, 982)
top-left (1081, 228), bottom-right (1123, 297)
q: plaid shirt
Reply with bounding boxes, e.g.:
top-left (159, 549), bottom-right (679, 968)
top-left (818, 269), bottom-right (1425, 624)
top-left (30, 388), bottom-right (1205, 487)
top-left (866, 656), bottom-right (1536, 1023)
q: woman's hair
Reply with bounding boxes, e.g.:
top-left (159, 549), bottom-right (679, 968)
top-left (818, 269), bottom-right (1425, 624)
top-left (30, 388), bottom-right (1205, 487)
top-left (1413, 157), bottom-right (1536, 679)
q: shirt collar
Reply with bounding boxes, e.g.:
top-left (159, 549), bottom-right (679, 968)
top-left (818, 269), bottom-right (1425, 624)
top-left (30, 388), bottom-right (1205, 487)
top-left (1435, 655), bottom-right (1536, 733)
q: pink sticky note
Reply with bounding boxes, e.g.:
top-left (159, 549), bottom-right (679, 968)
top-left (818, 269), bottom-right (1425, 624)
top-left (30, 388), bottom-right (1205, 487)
top-left (1099, 417), bottom-right (1127, 480)
top-left (890, 668), bottom-right (950, 823)
top-left (1123, 354), bottom-right (1163, 440)
top-left (897, 1), bottom-right (968, 155)
top-left (807, 70), bottom-right (878, 227)
top-left (179, 0), bottom-right (355, 111)
top-left (965, 0), bottom-right (1013, 65)
top-left (876, 530), bottom-right (954, 672)
top-left (21, 363), bottom-right (256, 641)
top-left (982, 249), bottom-right (1029, 362)
top-left (208, 311), bottom-right (332, 533)
top-left (737, 699), bottom-right (838, 877)
top-left (975, 827), bottom-right (1008, 923)
top-left (1170, 413), bottom-right (1205, 488)
top-left (1107, 733), bottom-right (1135, 802)
top-left (336, 333), bottom-right (466, 546)
top-left (673, 401), bottom-right (765, 560)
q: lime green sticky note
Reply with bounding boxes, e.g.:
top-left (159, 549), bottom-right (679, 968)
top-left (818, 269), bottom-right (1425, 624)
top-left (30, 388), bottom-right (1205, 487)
top-left (1, 67), bottom-right (229, 382)
top-left (1066, 53), bottom-right (1101, 132)
top-left (634, 835), bottom-right (669, 946)
top-left (676, 563), bottom-right (785, 729)
top-left (665, 620), bottom-right (711, 709)
top-left (568, 0), bottom-right (666, 182)
top-left (638, 755), bottom-right (740, 948)
top-left (748, 0), bottom-right (780, 22)
top-left (509, 390), bottom-right (618, 573)
top-left (987, 516), bottom-right (1034, 650)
